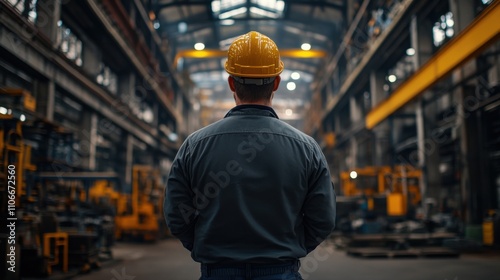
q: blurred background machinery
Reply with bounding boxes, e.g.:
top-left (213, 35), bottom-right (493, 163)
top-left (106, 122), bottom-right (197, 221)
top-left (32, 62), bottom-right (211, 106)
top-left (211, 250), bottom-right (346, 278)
top-left (336, 165), bottom-right (459, 257)
top-left (1, 0), bottom-right (500, 278)
top-left (113, 165), bottom-right (165, 242)
top-left (0, 89), bottom-right (167, 277)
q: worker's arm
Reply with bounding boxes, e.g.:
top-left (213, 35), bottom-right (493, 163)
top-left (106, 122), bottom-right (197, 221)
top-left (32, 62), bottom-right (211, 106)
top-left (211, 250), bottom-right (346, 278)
top-left (302, 143), bottom-right (336, 253)
top-left (164, 142), bottom-right (197, 251)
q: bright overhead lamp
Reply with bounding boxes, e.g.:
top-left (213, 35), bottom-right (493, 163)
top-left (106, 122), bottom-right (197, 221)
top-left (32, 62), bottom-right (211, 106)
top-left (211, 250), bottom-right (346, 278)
top-left (287, 82), bottom-right (296, 91)
top-left (387, 74), bottom-right (397, 83)
top-left (350, 171), bottom-right (358, 179)
top-left (153, 20), bottom-right (160, 29)
top-left (406, 48), bottom-right (415, 56)
top-left (220, 19), bottom-right (235, 26)
top-left (291, 72), bottom-right (300, 80)
top-left (285, 109), bottom-right (293, 116)
top-left (301, 43), bottom-right (311, 51)
top-left (194, 43), bottom-right (205, 50)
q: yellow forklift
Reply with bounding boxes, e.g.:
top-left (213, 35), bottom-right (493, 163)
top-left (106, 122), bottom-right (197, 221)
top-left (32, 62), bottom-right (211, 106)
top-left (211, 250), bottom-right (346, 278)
top-left (114, 165), bottom-right (164, 241)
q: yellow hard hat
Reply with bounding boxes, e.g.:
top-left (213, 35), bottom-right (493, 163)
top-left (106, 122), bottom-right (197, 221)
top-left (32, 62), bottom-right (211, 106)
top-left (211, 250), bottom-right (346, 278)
top-left (225, 31), bottom-right (284, 78)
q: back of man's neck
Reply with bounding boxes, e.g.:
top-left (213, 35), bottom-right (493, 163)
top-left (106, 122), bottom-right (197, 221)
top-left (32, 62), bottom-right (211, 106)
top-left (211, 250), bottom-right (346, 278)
top-left (236, 101), bottom-right (272, 107)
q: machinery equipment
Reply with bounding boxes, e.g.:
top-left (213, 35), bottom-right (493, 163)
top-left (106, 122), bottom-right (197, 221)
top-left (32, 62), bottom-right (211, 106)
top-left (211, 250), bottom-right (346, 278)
top-left (1, 88), bottom-right (42, 279)
top-left (339, 165), bottom-right (422, 217)
top-left (1, 88), bottom-right (168, 279)
top-left (114, 165), bottom-right (165, 241)
top-left (33, 172), bottom-right (120, 274)
top-left (337, 165), bottom-right (459, 257)
top-left (1, 88), bottom-right (118, 277)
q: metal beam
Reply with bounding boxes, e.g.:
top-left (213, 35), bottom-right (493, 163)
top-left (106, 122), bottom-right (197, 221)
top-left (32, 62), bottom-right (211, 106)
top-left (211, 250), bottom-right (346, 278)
top-left (156, 0), bottom-right (207, 11)
top-left (87, 0), bottom-right (183, 126)
top-left (156, 0), bottom-right (343, 11)
top-left (173, 49), bottom-right (327, 68)
top-left (285, 0), bottom-right (343, 10)
top-left (365, 1), bottom-right (500, 129)
top-left (36, 172), bottom-right (119, 180)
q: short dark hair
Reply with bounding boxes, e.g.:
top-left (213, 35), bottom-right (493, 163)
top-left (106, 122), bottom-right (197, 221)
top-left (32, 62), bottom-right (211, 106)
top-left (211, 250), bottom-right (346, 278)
top-left (233, 79), bottom-right (275, 102)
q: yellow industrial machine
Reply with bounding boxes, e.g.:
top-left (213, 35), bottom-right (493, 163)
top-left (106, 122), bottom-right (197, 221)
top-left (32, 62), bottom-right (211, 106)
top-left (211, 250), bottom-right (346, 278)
top-left (1, 89), bottom-right (122, 276)
top-left (0, 88), bottom-right (37, 198)
top-left (340, 165), bottom-right (422, 217)
top-left (114, 165), bottom-right (164, 241)
top-left (89, 180), bottom-right (124, 212)
top-left (0, 88), bottom-right (70, 277)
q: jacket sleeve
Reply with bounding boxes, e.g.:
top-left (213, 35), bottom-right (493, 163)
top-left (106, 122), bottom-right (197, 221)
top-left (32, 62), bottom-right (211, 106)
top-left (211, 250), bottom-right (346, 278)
top-left (302, 142), bottom-right (336, 253)
top-left (164, 141), bottom-right (197, 251)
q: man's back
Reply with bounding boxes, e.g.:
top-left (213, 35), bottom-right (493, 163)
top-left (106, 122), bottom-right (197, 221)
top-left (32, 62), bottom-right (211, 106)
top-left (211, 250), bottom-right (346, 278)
top-left (165, 105), bottom-right (336, 264)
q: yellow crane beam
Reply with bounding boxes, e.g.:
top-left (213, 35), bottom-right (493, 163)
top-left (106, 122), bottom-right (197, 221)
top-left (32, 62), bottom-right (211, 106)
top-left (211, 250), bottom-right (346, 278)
top-left (173, 49), bottom-right (327, 68)
top-left (366, 1), bottom-right (500, 129)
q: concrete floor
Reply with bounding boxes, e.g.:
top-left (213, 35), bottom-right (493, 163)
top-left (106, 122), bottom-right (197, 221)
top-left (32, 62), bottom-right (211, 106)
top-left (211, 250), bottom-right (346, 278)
top-left (73, 239), bottom-right (500, 280)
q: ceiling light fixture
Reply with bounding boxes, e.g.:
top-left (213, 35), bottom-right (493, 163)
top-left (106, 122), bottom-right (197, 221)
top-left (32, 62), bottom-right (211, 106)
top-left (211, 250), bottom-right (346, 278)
top-left (287, 82), bottom-right (296, 91)
top-left (301, 43), bottom-right (311, 51)
top-left (406, 48), bottom-right (415, 56)
top-left (178, 22), bottom-right (187, 33)
top-left (220, 19), bottom-right (235, 26)
top-left (388, 74), bottom-right (397, 83)
top-left (219, 7), bottom-right (247, 19)
top-left (194, 43), bottom-right (205, 50)
top-left (291, 72), bottom-right (300, 80)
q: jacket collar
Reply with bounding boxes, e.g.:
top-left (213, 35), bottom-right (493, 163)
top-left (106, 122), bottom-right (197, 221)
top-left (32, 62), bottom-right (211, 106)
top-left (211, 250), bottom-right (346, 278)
top-left (224, 104), bottom-right (279, 119)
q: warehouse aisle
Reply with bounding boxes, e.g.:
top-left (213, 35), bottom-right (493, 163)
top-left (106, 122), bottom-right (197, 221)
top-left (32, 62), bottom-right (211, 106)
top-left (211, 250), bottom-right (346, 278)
top-left (73, 239), bottom-right (500, 280)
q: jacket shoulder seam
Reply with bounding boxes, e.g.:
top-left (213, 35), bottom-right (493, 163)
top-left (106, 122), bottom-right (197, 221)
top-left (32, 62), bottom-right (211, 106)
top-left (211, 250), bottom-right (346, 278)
top-left (188, 130), bottom-right (315, 151)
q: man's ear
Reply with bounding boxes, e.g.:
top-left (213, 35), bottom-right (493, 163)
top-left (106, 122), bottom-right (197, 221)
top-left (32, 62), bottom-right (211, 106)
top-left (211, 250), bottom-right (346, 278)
top-left (273, 76), bottom-right (281, 91)
top-left (228, 76), bottom-right (236, 92)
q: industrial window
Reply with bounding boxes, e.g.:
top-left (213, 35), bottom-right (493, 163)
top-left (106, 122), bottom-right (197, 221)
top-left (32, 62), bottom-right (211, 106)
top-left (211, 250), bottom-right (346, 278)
top-left (96, 63), bottom-right (118, 95)
top-left (432, 12), bottom-right (455, 47)
top-left (139, 103), bottom-right (154, 124)
top-left (211, 0), bottom-right (284, 19)
top-left (126, 87), bottom-right (155, 124)
top-left (54, 91), bottom-right (83, 129)
top-left (6, 0), bottom-right (38, 22)
top-left (56, 20), bottom-right (83, 67)
top-left (386, 53), bottom-right (415, 91)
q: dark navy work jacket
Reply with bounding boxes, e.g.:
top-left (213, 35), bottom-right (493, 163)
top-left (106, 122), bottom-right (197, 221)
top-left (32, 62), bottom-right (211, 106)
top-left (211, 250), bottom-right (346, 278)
top-left (164, 105), bottom-right (336, 264)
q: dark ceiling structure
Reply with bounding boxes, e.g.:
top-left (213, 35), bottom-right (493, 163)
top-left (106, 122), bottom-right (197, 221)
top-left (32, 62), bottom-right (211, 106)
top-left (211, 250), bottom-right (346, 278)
top-left (152, 0), bottom-right (347, 126)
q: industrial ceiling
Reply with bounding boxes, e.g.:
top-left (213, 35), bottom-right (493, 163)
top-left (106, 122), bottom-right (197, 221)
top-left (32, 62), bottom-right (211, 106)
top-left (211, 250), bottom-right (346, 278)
top-left (154, 0), bottom-right (346, 127)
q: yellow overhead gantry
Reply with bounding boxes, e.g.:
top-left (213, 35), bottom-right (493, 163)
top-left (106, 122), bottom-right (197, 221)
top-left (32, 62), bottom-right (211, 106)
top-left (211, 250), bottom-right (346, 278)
top-left (366, 1), bottom-right (500, 129)
top-left (173, 49), bottom-right (327, 68)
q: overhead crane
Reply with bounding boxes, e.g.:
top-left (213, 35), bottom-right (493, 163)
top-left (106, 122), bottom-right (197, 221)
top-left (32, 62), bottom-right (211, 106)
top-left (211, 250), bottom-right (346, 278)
top-left (366, 0), bottom-right (500, 129)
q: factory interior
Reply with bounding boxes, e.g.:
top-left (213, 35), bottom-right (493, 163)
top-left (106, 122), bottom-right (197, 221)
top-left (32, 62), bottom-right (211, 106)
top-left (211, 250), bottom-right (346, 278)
top-left (1, 0), bottom-right (500, 279)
